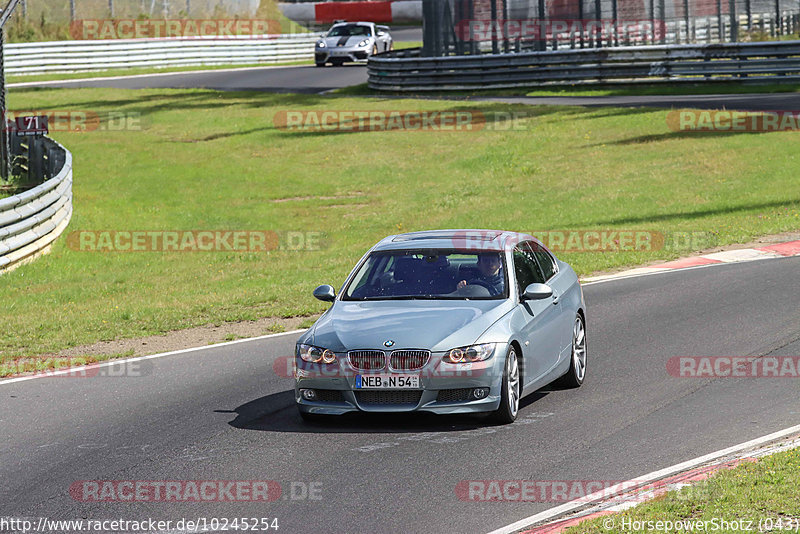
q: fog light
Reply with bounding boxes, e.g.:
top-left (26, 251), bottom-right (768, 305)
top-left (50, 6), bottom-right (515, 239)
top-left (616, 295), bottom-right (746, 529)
top-left (300, 389), bottom-right (317, 401)
top-left (471, 387), bottom-right (489, 400)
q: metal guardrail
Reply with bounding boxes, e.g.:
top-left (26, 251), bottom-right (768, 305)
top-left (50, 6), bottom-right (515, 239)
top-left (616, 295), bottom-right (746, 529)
top-left (368, 39), bottom-right (800, 90)
top-left (5, 34), bottom-right (318, 75)
top-left (0, 137), bottom-right (72, 272)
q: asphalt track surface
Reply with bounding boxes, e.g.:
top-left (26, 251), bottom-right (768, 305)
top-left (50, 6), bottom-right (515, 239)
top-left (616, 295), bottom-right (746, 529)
top-left (18, 64), bottom-right (800, 110)
top-left (19, 65), bottom-right (368, 94)
top-left (11, 26), bottom-right (424, 95)
top-left (4, 256), bottom-right (800, 533)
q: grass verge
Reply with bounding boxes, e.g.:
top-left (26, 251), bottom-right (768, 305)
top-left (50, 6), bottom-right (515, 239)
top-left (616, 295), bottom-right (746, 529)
top-left (1, 87), bottom-right (798, 364)
top-left (565, 447), bottom-right (800, 533)
top-left (340, 81), bottom-right (800, 98)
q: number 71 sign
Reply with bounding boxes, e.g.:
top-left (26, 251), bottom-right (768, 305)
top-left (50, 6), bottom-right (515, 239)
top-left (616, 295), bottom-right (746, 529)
top-left (6, 115), bottom-right (49, 136)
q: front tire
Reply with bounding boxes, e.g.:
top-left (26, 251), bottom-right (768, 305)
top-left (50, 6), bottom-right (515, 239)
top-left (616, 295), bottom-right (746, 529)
top-left (315, 62), bottom-right (326, 67)
top-left (491, 347), bottom-right (520, 424)
top-left (555, 314), bottom-right (587, 388)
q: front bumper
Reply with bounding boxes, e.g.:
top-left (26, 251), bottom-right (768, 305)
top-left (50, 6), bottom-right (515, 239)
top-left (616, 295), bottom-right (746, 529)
top-left (315, 47), bottom-right (370, 63)
top-left (294, 347), bottom-right (506, 415)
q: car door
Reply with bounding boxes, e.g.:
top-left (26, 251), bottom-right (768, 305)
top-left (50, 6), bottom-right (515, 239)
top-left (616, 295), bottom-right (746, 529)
top-left (530, 243), bottom-right (573, 359)
top-left (512, 242), bottom-right (564, 388)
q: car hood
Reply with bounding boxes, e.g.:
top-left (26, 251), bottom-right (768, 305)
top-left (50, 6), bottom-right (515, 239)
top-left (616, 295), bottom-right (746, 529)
top-left (321, 35), bottom-right (371, 48)
top-left (307, 299), bottom-right (513, 353)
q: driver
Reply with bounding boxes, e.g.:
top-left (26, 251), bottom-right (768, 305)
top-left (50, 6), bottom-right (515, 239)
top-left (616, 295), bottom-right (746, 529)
top-left (456, 254), bottom-right (504, 296)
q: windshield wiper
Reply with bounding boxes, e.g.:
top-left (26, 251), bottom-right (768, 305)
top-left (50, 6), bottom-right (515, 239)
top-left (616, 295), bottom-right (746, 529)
top-left (361, 295), bottom-right (440, 300)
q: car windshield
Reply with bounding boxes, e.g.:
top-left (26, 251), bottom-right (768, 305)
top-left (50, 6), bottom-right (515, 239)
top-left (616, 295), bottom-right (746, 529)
top-left (343, 250), bottom-right (507, 300)
top-left (328, 24), bottom-right (372, 37)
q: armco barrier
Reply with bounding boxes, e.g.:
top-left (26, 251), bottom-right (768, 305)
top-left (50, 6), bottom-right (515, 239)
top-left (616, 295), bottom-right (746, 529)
top-left (279, 1), bottom-right (422, 24)
top-left (0, 138), bottom-right (72, 273)
top-left (367, 39), bottom-right (800, 90)
top-left (5, 34), bottom-right (318, 75)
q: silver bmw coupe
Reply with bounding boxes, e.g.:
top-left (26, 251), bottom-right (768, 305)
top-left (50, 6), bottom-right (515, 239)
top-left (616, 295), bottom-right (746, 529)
top-left (295, 230), bottom-right (587, 423)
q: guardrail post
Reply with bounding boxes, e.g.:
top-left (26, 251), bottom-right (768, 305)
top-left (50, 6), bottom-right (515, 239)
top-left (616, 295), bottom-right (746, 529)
top-left (649, 0), bottom-right (656, 43)
top-left (612, 0), bottom-right (619, 45)
top-left (683, 0), bottom-right (690, 42)
top-left (489, 0), bottom-right (499, 54)
top-left (27, 135), bottom-right (43, 184)
top-left (538, 0), bottom-right (546, 51)
top-left (730, 0), bottom-right (738, 40)
top-left (0, 26), bottom-right (7, 183)
top-left (594, 0), bottom-right (602, 47)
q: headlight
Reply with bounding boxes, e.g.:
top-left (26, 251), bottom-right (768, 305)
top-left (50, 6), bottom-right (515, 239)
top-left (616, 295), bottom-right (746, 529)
top-left (317, 41), bottom-right (326, 48)
top-left (297, 344), bottom-right (336, 364)
top-left (443, 343), bottom-right (496, 364)
top-left (358, 39), bottom-right (370, 47)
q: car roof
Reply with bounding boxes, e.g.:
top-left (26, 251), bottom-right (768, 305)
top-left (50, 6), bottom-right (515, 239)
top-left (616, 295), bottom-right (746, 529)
top-left (372, 229), bottom-right (539, 252)
top-left (330, 22), bottom-right (374, 27)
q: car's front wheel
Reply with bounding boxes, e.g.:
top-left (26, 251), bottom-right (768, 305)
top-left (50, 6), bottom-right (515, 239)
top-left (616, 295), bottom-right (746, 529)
top-left (315, 62), bottom-right (326, 67)
top-left (556, 313), bottom-right (586, 388)
top-left (491, 347), bottom-right (520, 424)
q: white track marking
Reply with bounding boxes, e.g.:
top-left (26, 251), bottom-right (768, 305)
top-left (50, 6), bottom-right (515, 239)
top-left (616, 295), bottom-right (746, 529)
top-left (486, 423), bottom-right (800, 534)
top-left (0, 329), bottom-right (305, 386)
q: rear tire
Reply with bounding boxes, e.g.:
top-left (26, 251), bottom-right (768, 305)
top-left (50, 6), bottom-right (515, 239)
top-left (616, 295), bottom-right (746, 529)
top-left (555, 314), bottom-right (587, 388)
top-left (490, 347), bottom-right (520, 424)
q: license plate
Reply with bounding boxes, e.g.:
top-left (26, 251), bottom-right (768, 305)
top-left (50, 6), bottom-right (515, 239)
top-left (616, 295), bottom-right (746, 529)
top-left (356, 374), bottom-right (419, 389)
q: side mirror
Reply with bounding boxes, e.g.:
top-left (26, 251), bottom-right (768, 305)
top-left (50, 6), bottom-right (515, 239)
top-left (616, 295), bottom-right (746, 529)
top-left (313, 284), bottom-right (336, 302)
top-left (522, 283), bottom-right (553, 300)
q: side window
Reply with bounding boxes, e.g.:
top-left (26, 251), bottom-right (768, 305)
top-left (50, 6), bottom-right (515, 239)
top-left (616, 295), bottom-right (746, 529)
top-left (513, 244), bottom-right (544, 294)
top-left (529, 242), bottom-right (557, 280)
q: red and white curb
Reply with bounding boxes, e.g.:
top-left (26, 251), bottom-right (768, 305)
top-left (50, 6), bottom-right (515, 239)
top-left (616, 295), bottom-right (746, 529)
top-left (582, 239), bottom-right (800, 284)
top-left (488, 426), bottom-right (800, 534)
top-left (279, 1), bottom-right (422, 25)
